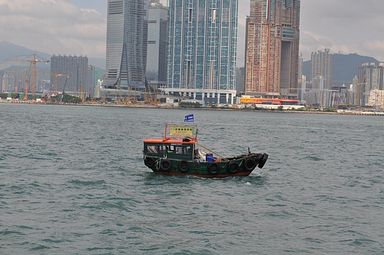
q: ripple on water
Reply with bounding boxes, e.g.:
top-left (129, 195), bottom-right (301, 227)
top-left (340, 238), bottom-right (381, 249)
top-left (30, 244), bottom-right (50, 251)
top-left (0, 230), bottom-right (26, 237)
top-left (304, 155), bottom-right (323, 161)
top-left (68, 179), bottom-right (106, 187)
top-left (1, 105), bottom-right (383, 254)
top-left (41, 238), bottom-right (68, 244)
top-left (264, 210), bottom-right (296, 218)
top-left (87, 247), bottom-right (114, 252)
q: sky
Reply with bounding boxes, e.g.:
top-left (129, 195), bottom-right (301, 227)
top-left (0, 0), bottom-right (384, 65)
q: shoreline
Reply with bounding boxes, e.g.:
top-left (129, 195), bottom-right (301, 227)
top-left (1, 100), bottom-right (383, 116)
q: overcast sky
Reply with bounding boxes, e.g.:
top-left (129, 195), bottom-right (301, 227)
top-left (0, 0), bottom-right (384, 65)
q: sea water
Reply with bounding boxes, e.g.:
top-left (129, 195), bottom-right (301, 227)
top-left (0, 104), bottom-right (383, 254)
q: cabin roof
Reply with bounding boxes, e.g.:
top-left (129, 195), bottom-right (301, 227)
top-left (144, 138), bottom-right (196, 145)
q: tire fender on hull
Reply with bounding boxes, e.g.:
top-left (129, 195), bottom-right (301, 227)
top-left (207, 163), bottom-right (219, 174)
top-left (178, 161), bottom-right (189, 173)
top-left (243, 157), bottom-right (257, 171)
top-left (159, 159), bottom-right (172, 172)
top-left (227, 161), bottom-right (240, 174)
top-left (254, 153), bottom-right (263, 163)
top-left (258, 154), bottom-right (269, 169)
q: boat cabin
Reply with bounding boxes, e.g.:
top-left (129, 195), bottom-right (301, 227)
top-left (143, 124), bottom-right (198, 161)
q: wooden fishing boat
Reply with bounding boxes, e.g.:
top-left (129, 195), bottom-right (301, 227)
top-left (143, 123), bottom-right (268, 178)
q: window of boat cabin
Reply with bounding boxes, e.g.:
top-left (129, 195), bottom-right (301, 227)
top-left (167, 144), bottom-right (193, 160)
top-left (145, 144), bottom-right (166, 156)
top-left (175, 146), bottom-right (183, 154)
top-left (147, 145), bottom-right (158, 154)
top-left (145, 143), bottom-right (193, 159)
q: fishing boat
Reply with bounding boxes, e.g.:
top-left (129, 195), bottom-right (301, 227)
top-left (143, 123), bottom-right (268, 178)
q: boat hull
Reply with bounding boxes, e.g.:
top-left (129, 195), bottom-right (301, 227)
top-left (144, 153), bottom-right (268, 178)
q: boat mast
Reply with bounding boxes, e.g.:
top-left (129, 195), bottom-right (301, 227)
top-left (164, 123), bottom-right (167, 139)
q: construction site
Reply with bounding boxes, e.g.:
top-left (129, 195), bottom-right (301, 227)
top-left (0, 54), bottom-right (96, 104)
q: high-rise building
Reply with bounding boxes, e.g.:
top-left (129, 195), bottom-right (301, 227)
top-left (245, 0), bottom-right (300, 97)
top-left (165, 0), bottom-right (238, 105)
top-left (1, 72), bottom-right (10, 93)
top-left (311, 49), bottom-right (332, 90)
top-left (368, 89), bottom-right (384, 110)
top-left (298, 53), bottom-right (303, 84)
top-left (297, 53), bottom-right (305, 101)
top-left (352, 75), bottom-right (361, 106)
top-left (358, 63), bottom-right (384, 105)
top-left (146, 0), bottom-right (168, 86)
top-left (50, 55), bottom-right (88, 94)
top-left (236, 67), bottom-right (245, 94)
top-left (106, 0), bottom-right (147, 89)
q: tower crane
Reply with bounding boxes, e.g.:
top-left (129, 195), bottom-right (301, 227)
top-left (59, 74), bottom-right (70, 103)
top-left (25, 54), bottom-right (49, 101)
top-left (52, 73), bottom-right (68, 95)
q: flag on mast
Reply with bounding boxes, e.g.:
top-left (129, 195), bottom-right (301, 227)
top-left (184, 114), bottom-right (194, 122)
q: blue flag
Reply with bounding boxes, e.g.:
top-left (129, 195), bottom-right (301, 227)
top-left (184, 114), bottom-right (194, 122)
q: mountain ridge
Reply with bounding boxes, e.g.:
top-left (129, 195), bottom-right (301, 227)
top-left (0, 41), bottom-right (105, 70)
top-left (2, 41), bottom-right (382, 86)
top-left (303, 53), bottom-right (380, 86)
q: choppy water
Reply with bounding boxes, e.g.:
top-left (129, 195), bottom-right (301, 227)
top-left (0, 104), bottom-right (383, 254)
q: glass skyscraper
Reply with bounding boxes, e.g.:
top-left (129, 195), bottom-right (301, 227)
top-left (167, 0), bottom-right (238, 91)
top-left (106, 0), bottom-right (147, 89)
top-left (146, 0), bottom-right (168, 85)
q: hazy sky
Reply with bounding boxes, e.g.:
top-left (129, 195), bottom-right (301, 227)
top-left (0, 0), bottom-right (384, 65)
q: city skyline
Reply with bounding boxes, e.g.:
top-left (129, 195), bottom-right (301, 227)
top-left (1, 0), bottom-right (384, 65)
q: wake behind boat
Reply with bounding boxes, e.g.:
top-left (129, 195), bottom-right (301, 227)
top-left (143, 123), bottom-right (268, 178)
